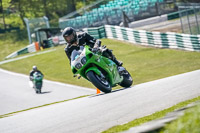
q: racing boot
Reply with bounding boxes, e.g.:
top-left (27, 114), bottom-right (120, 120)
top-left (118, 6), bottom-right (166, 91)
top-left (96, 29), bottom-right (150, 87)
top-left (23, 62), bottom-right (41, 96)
top-left (113, 57), bottom-right (123, 66)
top-left (109, 50), bottom-right (123, 66)
top-left (102, 48), bottom-right (123, 66)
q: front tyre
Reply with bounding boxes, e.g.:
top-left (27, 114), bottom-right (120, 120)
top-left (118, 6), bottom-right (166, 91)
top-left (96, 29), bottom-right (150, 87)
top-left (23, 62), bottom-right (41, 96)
top-left (119, 69), bottom-right (133, 88)
top-left (86, 71), bottom-right (112, 93)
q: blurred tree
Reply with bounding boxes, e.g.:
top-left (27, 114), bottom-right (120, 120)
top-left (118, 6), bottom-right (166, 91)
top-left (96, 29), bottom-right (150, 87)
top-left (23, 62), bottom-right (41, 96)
top-left (178, 0), bottom-right (200, 2)
top-left (0, 0), bottom-right (2, 13)
top-left (66, 0), bottom-right (76, 14)
top-left (2, 0), bottom-right (101, 28)
top-left (0, 0), bottom-right (6, 29)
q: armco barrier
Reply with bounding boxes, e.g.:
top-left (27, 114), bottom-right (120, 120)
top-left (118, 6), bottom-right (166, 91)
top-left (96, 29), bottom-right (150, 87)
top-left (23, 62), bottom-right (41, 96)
top-left (6, 43), bottom-right (38, 59)
top-left (5, 25), bottom-right (200, 59)
top-left (84, 25), bottom-right (200, 52)
top-left (5, 40), bottom-right (57, 59)
top-left (83, 26), bottom-right (106, 39)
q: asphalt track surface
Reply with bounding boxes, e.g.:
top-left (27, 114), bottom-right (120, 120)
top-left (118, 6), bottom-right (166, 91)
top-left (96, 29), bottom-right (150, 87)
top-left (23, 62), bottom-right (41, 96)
top-left (0, 69), bottom-right (200, 133)
top-left (0, 69), bottom-right (95, 115)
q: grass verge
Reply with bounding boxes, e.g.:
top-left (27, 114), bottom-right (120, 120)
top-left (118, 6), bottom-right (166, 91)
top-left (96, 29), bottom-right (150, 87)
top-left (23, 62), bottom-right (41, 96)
top-left (160, 102), bottom-right (200, 133)
top-left (0, 31), bottom-right (28, 61)
top-left (102, 96), bottom-right (200, 133)
top-left (1, 39), bottom-right (200, 89)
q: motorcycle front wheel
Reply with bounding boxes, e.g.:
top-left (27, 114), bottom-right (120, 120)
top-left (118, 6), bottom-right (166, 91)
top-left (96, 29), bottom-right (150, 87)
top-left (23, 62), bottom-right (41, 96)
top-left (86, 71), bottom-right (112, 93)
top-left (119, 69), bottom-right (133, 88)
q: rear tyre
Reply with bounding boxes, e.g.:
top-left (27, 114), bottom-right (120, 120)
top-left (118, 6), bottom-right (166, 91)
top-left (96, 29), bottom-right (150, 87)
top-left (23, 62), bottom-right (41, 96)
top-left (36, 90), bottom-right (39, 94)
top-left (86, 71), bottom-right (112, 93)
top-left (35, 83), bottom-right (42, 94)
top-left (119, 69), bottom-right (133, 88)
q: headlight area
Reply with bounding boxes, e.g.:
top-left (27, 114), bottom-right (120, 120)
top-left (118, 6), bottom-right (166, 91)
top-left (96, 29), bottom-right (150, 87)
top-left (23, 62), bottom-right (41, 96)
top-left (75, 63), bottom-right (82, 69)
top-left (81, 57), bottom-right (87, 65)
top-left (74, 57), bottom-right (87, 70)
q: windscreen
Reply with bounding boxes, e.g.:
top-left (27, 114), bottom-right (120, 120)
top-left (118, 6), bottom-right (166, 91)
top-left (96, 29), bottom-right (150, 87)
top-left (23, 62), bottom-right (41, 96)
top-left (71, 50), bottom-right (81, 62)
top-left (71, 46), bottom-right (85, 62)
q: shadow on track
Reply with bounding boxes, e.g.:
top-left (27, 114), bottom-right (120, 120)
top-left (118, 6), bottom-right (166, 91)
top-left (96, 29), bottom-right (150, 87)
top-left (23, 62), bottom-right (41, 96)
top-left (37, 91), bottom-right (52, 94)
top-left (89, 86), bottom-right (133, 98)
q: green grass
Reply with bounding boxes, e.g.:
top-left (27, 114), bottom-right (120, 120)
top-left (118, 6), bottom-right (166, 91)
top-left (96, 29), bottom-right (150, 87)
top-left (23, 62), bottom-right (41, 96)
top-left (160, 102), bottom-right (200, 133)
top-left (1, 39), bottom-right (200, 89)
top-left (0, 31), bottom-right (28, 61)
top-left (103, 97), bottom-right (200, 133)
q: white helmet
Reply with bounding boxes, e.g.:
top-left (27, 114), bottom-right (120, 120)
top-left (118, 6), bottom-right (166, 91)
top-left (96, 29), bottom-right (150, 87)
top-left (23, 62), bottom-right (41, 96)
top-left (32, 66), bottom-right (37, 71)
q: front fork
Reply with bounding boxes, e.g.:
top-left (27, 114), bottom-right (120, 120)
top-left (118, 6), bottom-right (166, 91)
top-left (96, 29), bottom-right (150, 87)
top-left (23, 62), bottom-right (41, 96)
top-left (85, 67), bottom-right (102, 77)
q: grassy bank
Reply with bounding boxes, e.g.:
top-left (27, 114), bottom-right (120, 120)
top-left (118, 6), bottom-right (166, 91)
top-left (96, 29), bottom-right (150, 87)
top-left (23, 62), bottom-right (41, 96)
top-left (0, 31), bottom-right (28, 61)
top-left (160, 102), bottom-right (200, 133)
top-left (103, 97), bottom-right (200, 133)
top-left (1, 39), bottom-right (200, 89)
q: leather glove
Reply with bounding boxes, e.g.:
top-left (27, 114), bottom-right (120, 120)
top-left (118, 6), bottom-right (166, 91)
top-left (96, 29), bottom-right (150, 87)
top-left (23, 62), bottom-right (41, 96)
top-left (94, 39), bottom-right (101, 48)
top-left (92, 47), bottom-right (99, 53)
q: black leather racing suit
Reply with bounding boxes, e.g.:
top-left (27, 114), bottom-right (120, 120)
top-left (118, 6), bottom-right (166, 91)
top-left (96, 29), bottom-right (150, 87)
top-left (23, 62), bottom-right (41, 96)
top-left (64, 32), bottom-right (121, 65)
top-left (29, 70), bottom-right (43, 81)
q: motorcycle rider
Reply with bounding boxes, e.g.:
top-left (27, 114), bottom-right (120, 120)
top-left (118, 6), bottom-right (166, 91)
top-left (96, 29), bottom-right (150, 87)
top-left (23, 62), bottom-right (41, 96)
top-left (29, 66), bottom-right (43, 81)
top-left (62, 27), bottom-right (122, 66)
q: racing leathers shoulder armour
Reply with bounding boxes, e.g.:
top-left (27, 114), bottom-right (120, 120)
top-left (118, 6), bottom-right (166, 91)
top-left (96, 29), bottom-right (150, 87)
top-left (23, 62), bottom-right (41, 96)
top-left (29, 70), bottom-right (43, 81)
top-left (64, 32), bottom-right (101, 61)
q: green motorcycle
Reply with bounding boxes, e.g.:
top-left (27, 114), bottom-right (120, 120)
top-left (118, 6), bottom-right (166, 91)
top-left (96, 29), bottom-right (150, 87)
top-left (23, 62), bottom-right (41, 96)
top-left (71, 45), bottom-right (133, 93)
top-left (33, 72), bottom-right (43, 94)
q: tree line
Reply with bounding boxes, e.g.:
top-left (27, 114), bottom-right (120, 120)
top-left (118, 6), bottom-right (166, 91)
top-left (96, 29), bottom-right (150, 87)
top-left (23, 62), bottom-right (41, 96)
top-left (0, 0), bottom-right (96, 29)
top-left (0, 0), bottom-right (199, 29)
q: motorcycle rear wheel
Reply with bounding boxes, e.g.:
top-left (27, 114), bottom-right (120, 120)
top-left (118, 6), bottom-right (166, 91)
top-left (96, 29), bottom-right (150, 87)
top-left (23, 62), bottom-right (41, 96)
top-left (35, 83), bottom-right (42, 94)
top-left (87, 71), bottom-right (112, 93)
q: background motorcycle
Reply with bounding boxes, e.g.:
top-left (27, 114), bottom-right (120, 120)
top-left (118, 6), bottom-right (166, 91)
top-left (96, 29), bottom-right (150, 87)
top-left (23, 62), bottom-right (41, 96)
top-left (32, 72), bottom-right (43, 94)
